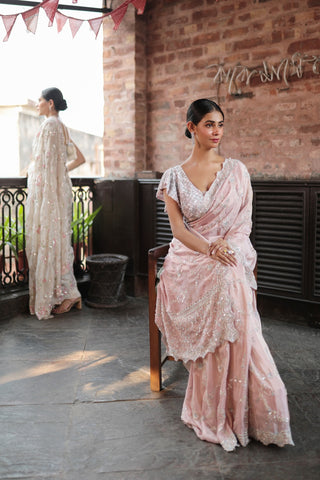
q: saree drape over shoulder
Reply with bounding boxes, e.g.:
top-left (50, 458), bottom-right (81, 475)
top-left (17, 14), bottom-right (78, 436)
top-left (155, 158), bottom-right (293, 452)
top-left (26, 116), bottom-right (80, 320)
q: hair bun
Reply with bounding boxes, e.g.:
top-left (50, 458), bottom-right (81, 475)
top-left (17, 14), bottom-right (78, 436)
top-left (58, 99), bottom-right (67, 111)
top-left (185, 128), bottom-right (192, 139)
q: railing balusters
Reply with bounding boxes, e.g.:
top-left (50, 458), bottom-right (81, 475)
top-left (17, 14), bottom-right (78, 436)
top-left (0, 177), bottom-right (96, 290)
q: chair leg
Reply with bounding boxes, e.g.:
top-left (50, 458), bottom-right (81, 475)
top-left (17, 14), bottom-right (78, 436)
top-left (149, 320), bottom-right (162, 391)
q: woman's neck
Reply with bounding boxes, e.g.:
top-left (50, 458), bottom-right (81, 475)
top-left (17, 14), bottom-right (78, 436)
top-left (46, 112), bottom-right (59, 118)
top-left (190, 146), bottom-right (221, 164)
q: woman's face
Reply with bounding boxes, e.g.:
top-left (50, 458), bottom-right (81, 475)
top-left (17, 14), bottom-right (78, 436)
top-left (37, 96), bottom-right (50, 117)
top-left (192, 111), bottom-right (224, 150)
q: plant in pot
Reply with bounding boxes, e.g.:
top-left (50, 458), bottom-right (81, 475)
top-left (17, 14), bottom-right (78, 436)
top-left (14, 206), bottom-right (28, 274)
top-left (0, 218), bottom-right (19, 276)
top-left (71, 204), bottom-right (102, 276)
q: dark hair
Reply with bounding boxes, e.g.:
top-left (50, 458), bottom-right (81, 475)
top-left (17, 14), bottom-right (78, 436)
top-left (185, 99), bottom-right (224, 138)
top-left (42, 87), bottom-right (67, 112)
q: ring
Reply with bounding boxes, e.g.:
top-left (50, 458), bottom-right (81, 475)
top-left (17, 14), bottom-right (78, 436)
top-left (222, 249), bottom-right (228, 254)
top-left (227, 249), bottom-right (234, 255)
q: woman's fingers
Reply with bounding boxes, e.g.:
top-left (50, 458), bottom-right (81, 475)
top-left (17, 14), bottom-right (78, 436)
top-left (212, 246), bottom-right (237, 266)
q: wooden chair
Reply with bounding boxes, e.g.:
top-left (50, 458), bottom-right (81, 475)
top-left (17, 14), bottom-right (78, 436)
top-left (148, 243), bottom-right (171, 391)
top-left (148, 243), bottom-right (257, 392)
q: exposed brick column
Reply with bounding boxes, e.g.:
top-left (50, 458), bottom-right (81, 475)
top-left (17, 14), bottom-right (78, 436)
top-left (103, 7), bottom-right (147, 178)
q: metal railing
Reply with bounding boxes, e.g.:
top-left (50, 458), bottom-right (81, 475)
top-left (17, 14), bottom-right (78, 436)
top-left (0, 177), bottom-right (96, 290)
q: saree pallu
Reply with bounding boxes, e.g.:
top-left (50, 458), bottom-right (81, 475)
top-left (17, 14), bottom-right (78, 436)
top-left (155, 159), bottom-right (293, 451)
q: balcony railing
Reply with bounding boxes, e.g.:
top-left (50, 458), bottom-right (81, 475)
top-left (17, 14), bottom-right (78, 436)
top-left (0, 177), bottom-right (96, 291)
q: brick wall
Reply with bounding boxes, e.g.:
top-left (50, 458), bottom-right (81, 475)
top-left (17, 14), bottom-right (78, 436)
top-left (103, 6), bottom-right (146, 178)
top-left (103, 0), bottom-right (320, 179)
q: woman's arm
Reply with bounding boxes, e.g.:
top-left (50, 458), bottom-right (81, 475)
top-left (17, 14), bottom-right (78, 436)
top-left (66, 141), bottom-right (86, 172)
top-left (164, 190), bottom-right (236, 267)
top-left (164, 190), bottom-right (210, 255)
top-left (164, 190), bottom-right (237, 266)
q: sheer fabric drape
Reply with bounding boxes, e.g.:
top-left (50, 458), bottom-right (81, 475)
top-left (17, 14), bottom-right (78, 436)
top-left (26, 116), bottom-right (80, 320)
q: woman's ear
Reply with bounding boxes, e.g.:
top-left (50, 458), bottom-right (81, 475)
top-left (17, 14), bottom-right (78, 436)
top-left (186, 121), bottom-right (195, 136)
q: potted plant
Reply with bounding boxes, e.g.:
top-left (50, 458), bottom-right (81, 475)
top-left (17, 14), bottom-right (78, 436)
top-left (0, 218), bottom-right (19, 275)
top-left (71, 204), bottom-right (102, 274)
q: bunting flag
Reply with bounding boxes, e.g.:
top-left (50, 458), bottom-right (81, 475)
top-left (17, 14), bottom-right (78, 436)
top-left (88, 17), bottom-right (104, 39)
top-left (2, 13), bottom-right (18, 42)
top-left (111, 1), bottom-right (130, 31)
top-left (42, 0), bottom-right (59, 27)
top-left (69, 16), bottom-right (83, 38)
top-left (55, 11), bottom-right (68, 33)
top-left (132, 0), bottom-right (147, 15)
top-left (22, 6), bottom-right (40, 34)
top-left (0, 0), bottom-right (147, 41)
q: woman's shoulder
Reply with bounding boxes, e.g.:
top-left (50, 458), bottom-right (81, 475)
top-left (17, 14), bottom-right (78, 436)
top-left (227, 158), bottom-right (250, 176)
top-left (159, 165), bottom-right (181, 183)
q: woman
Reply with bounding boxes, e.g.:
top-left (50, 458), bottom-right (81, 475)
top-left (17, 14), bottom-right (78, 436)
top-left (155, 99), bottom-right (294, 452)
top-left (26, 87), bottom-right (85, 320)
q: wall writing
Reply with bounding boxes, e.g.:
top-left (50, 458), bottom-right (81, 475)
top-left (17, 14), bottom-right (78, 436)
top-left (207, 52), bottom-right (320, 95)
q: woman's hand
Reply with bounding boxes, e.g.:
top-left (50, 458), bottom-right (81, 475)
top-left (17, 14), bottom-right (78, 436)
top-left (208, 240), bottom-right (237, 267)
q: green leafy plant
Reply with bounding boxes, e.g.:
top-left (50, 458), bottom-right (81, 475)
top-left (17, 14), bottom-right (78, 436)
top-left (0, 217), bottom-right (19, 260)
top-left (71, 205), bottom-right (102, 244)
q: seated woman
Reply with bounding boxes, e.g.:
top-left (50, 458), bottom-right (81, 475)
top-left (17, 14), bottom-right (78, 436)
top-left (155, 98), bottom-right (294, 452)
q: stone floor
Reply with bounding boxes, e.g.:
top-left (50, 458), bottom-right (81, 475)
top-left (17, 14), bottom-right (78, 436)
top-left (0, 297), bottom-right (319, 480)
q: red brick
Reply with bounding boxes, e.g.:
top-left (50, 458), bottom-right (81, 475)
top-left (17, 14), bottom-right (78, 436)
top-left (192, 32), bottom-right (220, 45)
top-left (180, 0), bottom-right (205, 11)
top-left (192, 8), bottom-right (218, 21)
top-left (167, 39), bottom-right (191, 51)
top-left (223, 27), bottom-right (249, 39)
top-left (239, 13), bottom-right (251, 22)
top-left (233, 37), bottom-right (264, 50)
top-left (272, 31), bottom-right (282, 43)
top-left (167, 15), bottom-right (189, 26)
top-left (300, 124), bottom-right (320, 134)
top-left (153, 55), bottom-right (167, 65)
top-left (288, 38), bottom-right (320, 54)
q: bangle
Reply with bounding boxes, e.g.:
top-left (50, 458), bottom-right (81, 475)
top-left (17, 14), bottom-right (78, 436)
top-left (207, 242), bottom-right (213, 256)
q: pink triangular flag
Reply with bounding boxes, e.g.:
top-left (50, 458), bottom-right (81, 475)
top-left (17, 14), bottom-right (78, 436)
top-left (22, 6), bottom-right (39, 34)
top-left (41, 0), bottom-right (59, 27)
top-left (55, 11), bottom-right (68, 33)
top-left (132, 0), bottom-right (147, 14)
top-left (88, 17), bottom-right (103, 39)
top-left (2, 13), bottom-right (18, 42)
top-left (69, 17), bottom-right (83, 38)
top-left (111, 1), bottom-right (129, 31)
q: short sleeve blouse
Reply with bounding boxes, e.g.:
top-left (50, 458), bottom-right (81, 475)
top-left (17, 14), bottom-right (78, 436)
top-left (156, 159), bottom-right (234, 222)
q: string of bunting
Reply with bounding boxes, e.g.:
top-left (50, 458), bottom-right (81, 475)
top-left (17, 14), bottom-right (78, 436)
top-left (0, 0), bottom-right (146, 41)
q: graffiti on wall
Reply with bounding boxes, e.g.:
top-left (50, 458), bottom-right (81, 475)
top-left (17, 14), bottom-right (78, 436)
top-left (207, 52), bottom-right (320, 95)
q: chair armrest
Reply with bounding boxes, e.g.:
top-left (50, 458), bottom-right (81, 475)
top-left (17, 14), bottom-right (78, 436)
top-left (148, 243), bottom-right (170, 261)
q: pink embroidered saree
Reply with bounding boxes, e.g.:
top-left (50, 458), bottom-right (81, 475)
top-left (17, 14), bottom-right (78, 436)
top-left (155, 158), bottom-right (293, 452)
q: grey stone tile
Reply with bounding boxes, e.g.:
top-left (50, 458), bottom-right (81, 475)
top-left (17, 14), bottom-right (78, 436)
top-left (0, 325), bottom-right (87, 362)
top-left (63, 399), bottom-right (220, 475)
top-left (64, 468), bottom-right (223, 480)
top-left (220, 458), bottom-right (320, 480)
top-left (0, 359), bottom-right (80, 405)
top-left (0, 405), bottom-right (70, 478)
